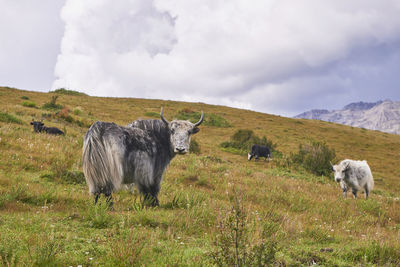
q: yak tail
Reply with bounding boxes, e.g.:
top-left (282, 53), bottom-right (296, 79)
top-left (369, 175), bottom-right (375, 191)
top-left (82, 124), bottom-right (123, 195)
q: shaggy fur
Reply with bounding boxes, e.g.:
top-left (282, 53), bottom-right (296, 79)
top-left (82, 114), bottom-right (202, 206)
top-left (30, 121), bottom-right (64, 135)
top-left (332, 159), bottom-right (374, 199)
top-left (248, 144), bottom-right (271, 161)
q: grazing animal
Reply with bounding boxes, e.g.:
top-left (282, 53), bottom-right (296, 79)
top-left (331, 159), bottom-right (374, 199)
top-left (248, 144), bottom-right (271, 161)
top-left (30, 120), bottom-right (64, 135)
top-left (82, 107), bottom-right (204, 206)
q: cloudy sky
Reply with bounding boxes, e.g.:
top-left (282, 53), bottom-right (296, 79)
top-left (1, 0), bottom-right (400, 116)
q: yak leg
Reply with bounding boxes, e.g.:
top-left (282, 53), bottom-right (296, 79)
top-left (94, 193), bottom-right (100, 204)
top-left (365, 187), bottom-right (369, 200)
top-left (143, 192), bottom-right (159, 207)
top-left (352, 189), bottom-right (358, 199)
top-left (105, 193), bottom-right (113, 207)
top-left (340, 181), bottom-right (347, 198)
top-left (139, 184), bottom-right (159, 207)
top-left (148, 180), bottom-right (160, 207)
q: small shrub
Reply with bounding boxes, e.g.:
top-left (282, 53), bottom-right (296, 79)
top-left (50, 88), bottom-right (87, 96)
top-left (220, 129), bottom-right (277, 155)
top-left (73, 107), bottom-right (82, 115)
top-left (291, 141), bottom-right (336, 176)
top-left (42, 95), bottom-right (63, 110)
top-left (189, 139), bottom-right (201, 154)
top-left (21, 96), bottom-right (29, 100)
top-left (22, 101), bottom-right (37, 108)
top-left (85, 200), bottom-right (114, 228)
top-left (27, 235), bottom-right (60, 267)
top-left (211, 193), bottom-right (278, 266)
top-left (0, 112), bottom-right (23, 124)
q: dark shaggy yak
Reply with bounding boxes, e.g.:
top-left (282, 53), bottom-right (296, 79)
top-left (30, 120), bottom-right (64, 135)
top-left (82, 108), bottom-right (204, 206)
top-left (248, 144), bottom-right (271, 161)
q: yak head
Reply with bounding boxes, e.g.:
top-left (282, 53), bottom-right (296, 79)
top-left (331, 160), bottom-right (350, 183)
top-left (161, 107), bottom-right (203, 155)
top-left (30, 120), bottom-right (44, 132)
top-left (248, 153), bottom-right (254, 161)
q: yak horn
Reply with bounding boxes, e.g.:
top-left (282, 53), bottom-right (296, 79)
top-left (194, 111), bottom-right (204, 127)
top-left (160, 107), bottom-right (169, 124)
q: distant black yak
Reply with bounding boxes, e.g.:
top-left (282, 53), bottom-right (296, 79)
top-left (82, 107), bottom-right (204, 206)
top-left (248, 144), bottom-right (271, 161)
top-left (30, 120), bottom-right (64, 135)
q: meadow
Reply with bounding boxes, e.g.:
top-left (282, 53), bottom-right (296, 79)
top-left (0, 86), bottom-right (400, 266)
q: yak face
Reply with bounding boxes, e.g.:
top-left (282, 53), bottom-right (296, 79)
top-left (332, 161), bottom-right (349, 183)
top-left (168, 121), bottom-right (200, 154)
top-left (248, 153), bottom-right (253, 161)
top-left (160, 108), bottom-right (203, 155)
top-left (30, 121), bottom-right (44, 132)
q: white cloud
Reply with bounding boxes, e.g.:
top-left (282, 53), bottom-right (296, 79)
top-left (0, 0), bottom-right (65, 91)
top-left (53, 0), bottom-right (400, 115)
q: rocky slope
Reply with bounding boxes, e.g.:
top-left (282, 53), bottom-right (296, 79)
top-left (294, 100), bottom-right (400, 134)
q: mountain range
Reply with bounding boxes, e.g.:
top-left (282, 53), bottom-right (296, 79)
top-left (294, 100), bottom-right (400, 135)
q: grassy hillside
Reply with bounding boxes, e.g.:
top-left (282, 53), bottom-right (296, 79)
top-left (0, 86), bottom-right (399, 266)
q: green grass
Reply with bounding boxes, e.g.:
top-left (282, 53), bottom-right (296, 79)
top-left (0, 86), bottom-right (400, 265)
top-left (22, 101), bottom-right (37, 108)
top-left (0, 112), bottom-right (23, 124)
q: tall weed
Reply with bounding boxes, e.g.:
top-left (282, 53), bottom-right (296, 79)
top-left (107, 230), bottom-right (145, 266)
top-left (211, 192), bottom-right (278, 266)
top-left (85, 200), bottom-right (114, 228)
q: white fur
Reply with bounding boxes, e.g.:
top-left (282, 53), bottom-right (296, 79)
top-left (333, 159), bottom-right (374, 199)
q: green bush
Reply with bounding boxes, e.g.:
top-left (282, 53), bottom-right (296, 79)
top-left (21, 96), bottom-right (29, 100)
top-left (73, 107), bottom-right (82, 115)
top-left (220, 129), bottom-right (277, 155)
top-left (175, 109), bottom-right (231, 127)
top-left (22, 101), bottom-right (37, 108)
top-left (0, 112), bottom-right (23, 124)
top-left (291, 141), bottom-right (336, 176)
top-left (42, 95), bottom-right (64, 110)
top-left (50, 88), bottom-right (87, 96)
top-left (189, 139), bottom-right (201, 154)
